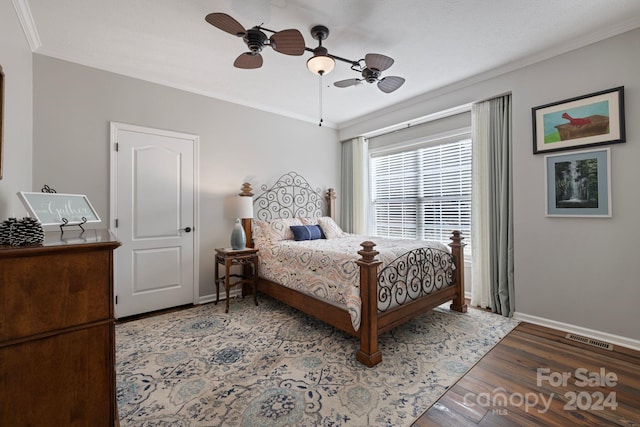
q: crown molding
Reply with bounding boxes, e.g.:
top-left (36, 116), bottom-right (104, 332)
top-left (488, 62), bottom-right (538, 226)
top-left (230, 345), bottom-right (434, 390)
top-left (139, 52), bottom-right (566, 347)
top-left (11, 0), bottom-right (42, 52)
top-left (339, 16), bottom-right (640, 132)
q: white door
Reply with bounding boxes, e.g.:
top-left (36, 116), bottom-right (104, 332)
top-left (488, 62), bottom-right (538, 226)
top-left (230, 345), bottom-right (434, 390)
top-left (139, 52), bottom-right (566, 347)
top-left (110, 122), bottom-right (198, 318)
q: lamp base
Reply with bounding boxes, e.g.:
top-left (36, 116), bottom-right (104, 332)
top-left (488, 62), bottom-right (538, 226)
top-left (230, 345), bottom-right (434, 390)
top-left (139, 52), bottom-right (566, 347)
top-left (230, 219), bottom-right (246, 250)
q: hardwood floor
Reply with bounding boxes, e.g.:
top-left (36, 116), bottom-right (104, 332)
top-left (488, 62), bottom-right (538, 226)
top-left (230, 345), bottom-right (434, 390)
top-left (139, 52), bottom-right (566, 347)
top-left (412, 322), bottom-right (640, 426)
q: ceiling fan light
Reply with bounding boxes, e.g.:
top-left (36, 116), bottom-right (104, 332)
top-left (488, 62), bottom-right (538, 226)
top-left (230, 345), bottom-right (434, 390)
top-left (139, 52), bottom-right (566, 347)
top-left (307, 55), bottom-right (334, 75)
top-left (307, 47), bottom-right (335, 75)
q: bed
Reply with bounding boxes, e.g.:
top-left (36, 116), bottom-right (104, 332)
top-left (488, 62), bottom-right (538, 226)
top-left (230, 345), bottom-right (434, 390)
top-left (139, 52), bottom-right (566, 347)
top-left (240, 171), bottom-right (467, 367)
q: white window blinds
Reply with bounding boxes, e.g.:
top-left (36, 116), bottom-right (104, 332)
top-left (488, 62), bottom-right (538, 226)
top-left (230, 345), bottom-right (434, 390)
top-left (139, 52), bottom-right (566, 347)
top-left (370, 137), bottom-right (472, 259)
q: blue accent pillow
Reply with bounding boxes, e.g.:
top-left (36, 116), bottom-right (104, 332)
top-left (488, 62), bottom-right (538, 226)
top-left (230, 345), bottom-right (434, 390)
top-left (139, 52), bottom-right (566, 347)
top-left (290, 225), bottom-right (324, 241)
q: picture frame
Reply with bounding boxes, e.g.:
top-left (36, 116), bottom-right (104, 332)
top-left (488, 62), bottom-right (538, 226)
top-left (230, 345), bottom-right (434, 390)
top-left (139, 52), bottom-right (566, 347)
top-left (532, 86), bottom-right (625, 154)
top-left (0, 65), bottom-right (4, 180)
top-left (545, 148), bottom-right (611, 217)
top-left (17, 192), bottom-right (101, 226)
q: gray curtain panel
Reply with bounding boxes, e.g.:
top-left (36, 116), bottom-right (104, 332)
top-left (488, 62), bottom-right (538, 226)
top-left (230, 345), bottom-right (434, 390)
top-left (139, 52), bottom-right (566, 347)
top-left (340, 139), bottom-right (355, 233)
top-left (487, 95), bottom-right (515, 317)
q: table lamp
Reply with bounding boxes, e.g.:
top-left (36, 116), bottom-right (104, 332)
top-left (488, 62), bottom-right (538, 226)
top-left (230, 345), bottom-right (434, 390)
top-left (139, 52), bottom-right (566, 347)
top-left (229, 195), bottom-right (253, 250)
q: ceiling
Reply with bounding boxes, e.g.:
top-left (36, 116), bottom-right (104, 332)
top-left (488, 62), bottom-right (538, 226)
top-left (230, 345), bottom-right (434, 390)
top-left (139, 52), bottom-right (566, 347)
top-left (20, 0), bottom-right (640, 128)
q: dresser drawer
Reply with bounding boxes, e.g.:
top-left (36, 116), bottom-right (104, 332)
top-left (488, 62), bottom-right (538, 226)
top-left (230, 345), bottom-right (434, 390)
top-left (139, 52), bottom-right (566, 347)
top-left (0, 249), bottom-right (111, 342)
top-left (0, 322), bottom-right (114, 425)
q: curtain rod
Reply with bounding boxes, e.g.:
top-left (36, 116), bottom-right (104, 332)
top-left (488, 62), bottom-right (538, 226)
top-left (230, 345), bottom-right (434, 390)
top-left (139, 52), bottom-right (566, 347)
top-left (360, 103), bottom-right (472, 141)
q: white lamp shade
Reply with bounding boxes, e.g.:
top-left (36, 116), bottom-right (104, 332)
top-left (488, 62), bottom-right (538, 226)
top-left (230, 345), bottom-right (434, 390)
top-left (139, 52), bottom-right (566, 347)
top-left (307, 55), bottom-right (335, 75)
top-left (235, 196), bottom-right (254, 219)
top-left (224, 195), bottom-right (254, 219)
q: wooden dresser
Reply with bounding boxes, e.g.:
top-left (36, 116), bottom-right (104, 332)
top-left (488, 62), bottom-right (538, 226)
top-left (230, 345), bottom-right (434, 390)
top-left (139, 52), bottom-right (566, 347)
top-left (0, 229), bottom-right (120, 426)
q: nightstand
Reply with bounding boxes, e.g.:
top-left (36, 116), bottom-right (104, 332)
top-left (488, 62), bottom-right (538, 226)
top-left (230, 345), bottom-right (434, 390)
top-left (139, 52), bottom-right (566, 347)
top-left (214, 247), bottom-right (259, 313)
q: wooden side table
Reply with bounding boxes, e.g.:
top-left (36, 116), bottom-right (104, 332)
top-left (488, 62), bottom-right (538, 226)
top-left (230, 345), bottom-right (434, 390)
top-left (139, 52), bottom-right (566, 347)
top-left (214, 247), bottom-right (259, 313)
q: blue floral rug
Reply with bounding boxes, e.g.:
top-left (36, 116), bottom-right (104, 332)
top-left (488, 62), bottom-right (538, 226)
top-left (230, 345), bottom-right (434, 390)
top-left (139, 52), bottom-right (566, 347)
top-left (116, 296), bottom-right (517, 426)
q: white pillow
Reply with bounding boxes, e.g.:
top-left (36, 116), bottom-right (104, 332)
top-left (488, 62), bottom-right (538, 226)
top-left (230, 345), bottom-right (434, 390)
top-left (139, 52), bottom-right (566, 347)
top-left (317, 217), bottom-right (347, 239)
top-left (251, 221), bottom-right (270, 247)
top-left (299, 216), bottom-right (319, 226)
top-left (254, 218), bottom-right (303, 242)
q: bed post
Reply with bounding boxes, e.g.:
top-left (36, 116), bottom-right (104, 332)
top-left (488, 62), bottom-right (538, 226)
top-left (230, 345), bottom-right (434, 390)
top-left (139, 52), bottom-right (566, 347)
top-left (449, 230), bottom-right (468, 313)
top-left (326, 188), bottom-right (336, 220)
top-left (356, 241), bottom-right (383, 367)
top-left (240, 183), bottom-right (254, 248)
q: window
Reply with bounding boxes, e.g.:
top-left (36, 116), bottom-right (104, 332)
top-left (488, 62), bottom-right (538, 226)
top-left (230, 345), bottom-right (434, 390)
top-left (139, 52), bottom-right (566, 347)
top-left (370, 135), bottom-right (472, 261)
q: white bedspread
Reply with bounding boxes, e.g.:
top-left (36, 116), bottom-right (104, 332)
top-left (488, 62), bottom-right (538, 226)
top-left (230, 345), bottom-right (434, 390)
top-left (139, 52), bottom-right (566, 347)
top-left (254, 234), bottom-right (451, 331)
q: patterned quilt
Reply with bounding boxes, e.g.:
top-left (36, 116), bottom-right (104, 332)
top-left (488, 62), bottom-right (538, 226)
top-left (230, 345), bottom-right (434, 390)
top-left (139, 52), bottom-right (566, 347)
top-left (253, 232), bottom-right (452, 331)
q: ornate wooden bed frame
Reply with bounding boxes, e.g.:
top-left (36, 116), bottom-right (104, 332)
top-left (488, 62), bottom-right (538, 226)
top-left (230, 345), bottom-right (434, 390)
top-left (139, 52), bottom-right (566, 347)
top-left (240, 172), bottom-right (467, 367)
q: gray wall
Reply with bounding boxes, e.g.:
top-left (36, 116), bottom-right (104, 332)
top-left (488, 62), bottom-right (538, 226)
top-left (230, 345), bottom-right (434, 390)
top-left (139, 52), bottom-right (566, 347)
top-left (32, 55), bottom-right (340, 298)
top-left (0, 0), bottom-right (33, 218)
top-left (341, 28), bottom-right (640, 342)
top-left (7, 6), bottom-right (639, 342)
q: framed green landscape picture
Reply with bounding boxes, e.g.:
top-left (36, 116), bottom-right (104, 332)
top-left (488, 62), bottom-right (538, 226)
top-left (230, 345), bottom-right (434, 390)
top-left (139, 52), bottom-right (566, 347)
top-left (532, 87), bottom-right (625, 154)
top-left (545, 148), bottom-right (611, 217)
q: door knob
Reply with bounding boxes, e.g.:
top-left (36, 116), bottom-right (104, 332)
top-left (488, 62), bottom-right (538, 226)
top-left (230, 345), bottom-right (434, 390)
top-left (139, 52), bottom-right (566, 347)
top-left (180, 227), bottom-right (192, 233)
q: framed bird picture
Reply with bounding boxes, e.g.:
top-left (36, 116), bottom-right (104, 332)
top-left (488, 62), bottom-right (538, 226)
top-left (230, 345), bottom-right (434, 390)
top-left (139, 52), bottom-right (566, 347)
top-left (532, 87), bottom-right (625, 154)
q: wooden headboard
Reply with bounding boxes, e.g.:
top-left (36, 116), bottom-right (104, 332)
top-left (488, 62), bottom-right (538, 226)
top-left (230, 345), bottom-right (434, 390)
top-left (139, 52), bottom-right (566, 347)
top-left (240, 171), bottom-right (336, 247)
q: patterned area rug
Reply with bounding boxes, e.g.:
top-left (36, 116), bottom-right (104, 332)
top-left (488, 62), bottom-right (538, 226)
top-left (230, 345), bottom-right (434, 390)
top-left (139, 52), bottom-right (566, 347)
top-left (116, 296), bottom-right (518, 426)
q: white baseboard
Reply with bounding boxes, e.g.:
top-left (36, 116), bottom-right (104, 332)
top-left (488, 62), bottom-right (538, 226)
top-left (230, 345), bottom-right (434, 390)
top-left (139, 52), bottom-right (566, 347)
top-left (198, 288), bottom-right (242, 305)
top-left (198, 295), bottom-right (217, 305)
top-left (513, 311), bottom-right (640, 352)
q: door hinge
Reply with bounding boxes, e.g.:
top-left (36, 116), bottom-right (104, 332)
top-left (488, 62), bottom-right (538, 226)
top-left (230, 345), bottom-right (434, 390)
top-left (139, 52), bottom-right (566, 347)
top-left (115, 295), bottom-right (118, 305)
top-left (115, 142), bottom-right (119, 152)
top-left (115, 218), bottom-right (118, 228)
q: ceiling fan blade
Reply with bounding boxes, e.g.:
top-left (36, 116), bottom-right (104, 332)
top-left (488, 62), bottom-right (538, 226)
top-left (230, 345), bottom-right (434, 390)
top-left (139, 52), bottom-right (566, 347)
top-left (377, 76), bottom-right (405, 93)
top-left (270, 29), bottom-right (305, 56)
top-left (333, 78), bottom-right (361, 88)
top-left (365, 53), bottom-right (394, 71)
top-left (205, 13), bottom-right (246, 37)
top-left (234, 52), bottom-right (263, 69)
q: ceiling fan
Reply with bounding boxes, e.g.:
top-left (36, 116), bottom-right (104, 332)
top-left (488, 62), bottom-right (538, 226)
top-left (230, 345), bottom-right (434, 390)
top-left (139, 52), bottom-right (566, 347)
top-left (205, 14), bottom-right (405, 94)
top-left (305, 26), bottom-right (405, 93)
top-left (205, 13), bottom-right (305, 69)
top-left (333, 53), bottom-right (406, 93)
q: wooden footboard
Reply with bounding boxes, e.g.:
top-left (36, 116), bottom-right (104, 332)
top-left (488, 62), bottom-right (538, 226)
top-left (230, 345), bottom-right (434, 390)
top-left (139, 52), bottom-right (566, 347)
top-left (253, 231), bottom-right (467, 368)
top-left (355, 232), bottom-right (466, 367)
